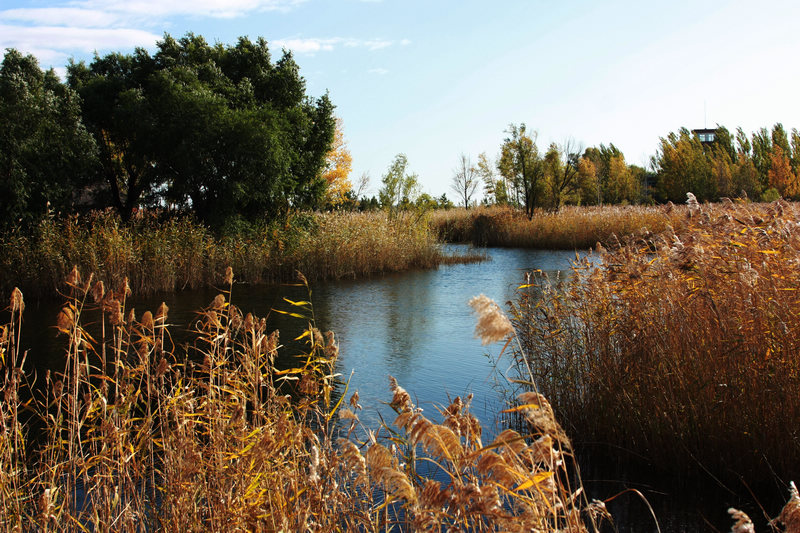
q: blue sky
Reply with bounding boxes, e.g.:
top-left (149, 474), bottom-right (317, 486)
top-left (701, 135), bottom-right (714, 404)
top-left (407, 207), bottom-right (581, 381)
top-left (3, 0), bottom-right (800, 199)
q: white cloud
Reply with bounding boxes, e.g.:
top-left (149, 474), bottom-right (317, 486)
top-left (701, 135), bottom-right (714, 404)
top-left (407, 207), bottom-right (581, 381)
top-left (0, 0), bottom-right (302, 66)
top-left (368, 68), bottom-right (389, 75)
top-left (273, 37), bottom-right (400, 54)
top-left (0, 24), bottom-right (160, 64)
top-left (75, 0), bottom-right (306, 20)
top-left (272, 38), bottom-right (338, 54)
top-left (0, 8), bottom-right (120, 28)
top-left (0, 0), bottom-right (401, 69)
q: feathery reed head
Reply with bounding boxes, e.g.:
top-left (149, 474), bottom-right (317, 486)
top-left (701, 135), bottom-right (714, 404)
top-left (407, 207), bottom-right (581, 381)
top-left (66, 265), bottom-right (80, 287)
top-left (469, 294), bottom-right (514, 345)
top-left (728, 508), bottom-right (755, 533)
top-left (156, 302), bottom-right (169, 323)
top-left (91, 280), bottom-right (105, 303)
top-left (776, 481), bottom-right (800, 532)
top-left (141, 311), bottom-right (154, 330)
top-left (10, 287), bottom-right (24, 313)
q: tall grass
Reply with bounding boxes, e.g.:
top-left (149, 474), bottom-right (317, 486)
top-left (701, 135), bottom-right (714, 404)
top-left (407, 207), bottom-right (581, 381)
top-left (0, 269), bottom-right (608, 532)
top-left (430, 205), bottom-right (680, 249)
top-left (2, 268), bottom-right (798, 530)
top-left (0, 209), bottom-right (482, 299)
top-left (510, 199), bottom-right (800, 487)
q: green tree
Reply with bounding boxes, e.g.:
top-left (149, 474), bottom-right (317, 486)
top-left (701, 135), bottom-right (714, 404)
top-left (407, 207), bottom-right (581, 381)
top-left (735, 127), bottom-right (752, 157)
top-left (577, 156), bottom-right (600, 205)
top-left (731, 153), bottom-right (761, 200)
top-left (547, 139), bottom-right (582, 209)
top-left (0, 49), bottom-right (97, 225)
top-left (712, 126), bottom-right (736, 162)
top-left (498, 123), bottom-right (545, 218)
top-left (379, 153), bottom-right (420, 213)
top-left (583, 143), bottom-right (624, 204)
top-left (68, 33), bottom-right (334, 225)
top-left (476, 152), bottom-right (508, 205)
top-left (751, 127), bottom-right (772, 189)
top-left (654, 129), bottom-right (713, 202)
top-left (606, 154), bottom-right (639, 204)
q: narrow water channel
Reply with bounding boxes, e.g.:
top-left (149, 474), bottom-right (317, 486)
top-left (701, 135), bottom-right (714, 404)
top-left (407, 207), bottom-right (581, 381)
top-left (14, 245), bottom-right (769, 531)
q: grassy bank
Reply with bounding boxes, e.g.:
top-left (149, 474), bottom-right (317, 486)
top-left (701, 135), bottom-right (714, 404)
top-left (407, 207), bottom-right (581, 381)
top-left (430, 205), bottom-right (680, 249)
top-left (0, 210), bottom-right (482, 299)
top-left (0, 271), bottom-right (605, 532)
top-left (510, 200), bottom-right (800, 488)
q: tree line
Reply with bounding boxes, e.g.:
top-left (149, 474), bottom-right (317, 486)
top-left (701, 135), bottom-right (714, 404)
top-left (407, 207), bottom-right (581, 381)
top-left (451, 122), bottom-right (800, 215)
top-left (0, 34), bottom-right (335, 229)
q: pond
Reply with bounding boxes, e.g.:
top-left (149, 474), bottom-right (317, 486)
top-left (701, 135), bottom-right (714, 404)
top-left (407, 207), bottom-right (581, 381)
top-left (15, 245), bottom-right (768, 531)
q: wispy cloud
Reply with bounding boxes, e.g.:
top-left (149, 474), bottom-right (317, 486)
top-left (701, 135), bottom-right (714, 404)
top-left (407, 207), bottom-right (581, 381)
top-left (273, 37), bottom-right (400, 54)
top-left (368, 67), bottom-right (389, 75)
top-left (0, 0), bottom-right (402, 69)
top-left (0, 23), bottom-right (160, 66)
top-left (0, 0), bottom-right (309, 24)
top-left (0, 0), bottom-right (305, 66)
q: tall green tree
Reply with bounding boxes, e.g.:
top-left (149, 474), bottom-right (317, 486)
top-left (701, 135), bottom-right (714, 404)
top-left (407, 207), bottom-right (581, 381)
top-left (751, 127), bottom-right (772, 189)
top-left (379, 153), bottom-right (420, 213)
top-left (547, 139), bottom-right (582, 209)
top-left (0, 49), bottom-right (96, 225)
top-left (498, 124), bottom-right (544, 218)
top-left (653, 129), bottom-right (713, 202)
top-left (68, 33), bottom-right (335, 225)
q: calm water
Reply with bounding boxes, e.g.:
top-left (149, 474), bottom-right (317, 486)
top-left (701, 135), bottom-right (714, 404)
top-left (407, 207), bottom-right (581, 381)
top-left (17, 245), bottom-right (772, 531)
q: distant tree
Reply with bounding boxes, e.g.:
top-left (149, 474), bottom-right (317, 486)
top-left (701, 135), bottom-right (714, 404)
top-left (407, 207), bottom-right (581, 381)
top-left (772, 123), bottom-right (791, 156)
top-left (712, 126), bottom-right (736, 161)
top-left (577, 156), bottom-right (600, 205)
top-left (379, 153), bottom-right (420, 213)
top-left (451, 153), bottom-right (480, 208)
top-left (68, 33), bottom-right (334, 225)
top-left (549, 139), bottom-right (583, 209)
top-left (732, 153), bottom-right (761, 199)
top-left (322, 117), bottom-right (353, 208)
top-left (354, 172), bottom-right (370, 199)
top-left (498, 123), bottom-right (545, 218)
top-left (654, 129), bottom-right (713, 202)
top-left (735, 127), bottom-right (752, 157)
top-left (437, 193), bottom-right (454, 209)
top-left (606, 154), bottom-right (639, 204)
top-left (710, 146), bottom-right (734, 199)
top-left (583, 143), bottom-right (624, 204)
top-left (791, 129), bottom-right (800, 176)
top-left (0, 49), bottom-right (97, 226)
top-left (768, 144), bottom-right (800, 198)
top-left (476, 151), bottom-right (508, 205)
top-left (751, 128), bottom-right (772, 189)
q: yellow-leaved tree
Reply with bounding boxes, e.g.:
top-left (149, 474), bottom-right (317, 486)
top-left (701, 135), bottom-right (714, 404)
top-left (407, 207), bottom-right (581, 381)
top-left (322, 117), bottom-right (353, 207)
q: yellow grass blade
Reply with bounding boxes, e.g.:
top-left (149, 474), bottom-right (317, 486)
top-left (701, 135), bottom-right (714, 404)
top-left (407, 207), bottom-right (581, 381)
top-left (514, 471), bottom-right (554, 492)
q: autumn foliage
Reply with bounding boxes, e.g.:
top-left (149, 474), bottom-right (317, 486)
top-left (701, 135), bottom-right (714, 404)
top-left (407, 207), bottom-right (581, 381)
top-left (322, 117), bottom-right (354, 207)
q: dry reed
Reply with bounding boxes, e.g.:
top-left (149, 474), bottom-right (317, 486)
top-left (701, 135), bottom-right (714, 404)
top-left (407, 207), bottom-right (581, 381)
top-left (510, 198), bottom-right (800, 488)
top-left (0, 209), bottom-right (484, 299)
top-left (430, 204), bottom-right (679, 249)
top-left (1, 268), bottom-right (798, 530)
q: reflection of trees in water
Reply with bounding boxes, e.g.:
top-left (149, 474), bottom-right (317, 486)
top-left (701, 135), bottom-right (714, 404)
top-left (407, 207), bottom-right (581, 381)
top-left (379, 274), bottom-right (433, 366)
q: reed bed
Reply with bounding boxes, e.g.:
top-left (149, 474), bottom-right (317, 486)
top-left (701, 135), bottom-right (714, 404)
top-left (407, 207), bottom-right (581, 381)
top-left (0, 268), bottom-right (607, 532)
top-left (430, 205), bottom-right (680, 249)
top-left (2, 269), bottom-right (798, 531)
top-left (510, 199), bottom-right (800, 488)
top-left (0, 210), bottom-right (482, 299)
